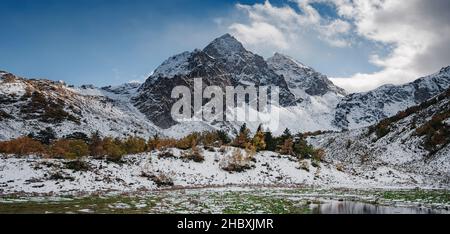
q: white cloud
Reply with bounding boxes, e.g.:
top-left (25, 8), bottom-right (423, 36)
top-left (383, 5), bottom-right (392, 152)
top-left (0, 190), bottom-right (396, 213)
top-left (230, 21), bottom-right (289, 49)
top-left (328, 0), bottom-right (450, 92)
top-left (229, 0), bottom-right (450, 93)
top-left (229, 0), bottom-right (352, 50)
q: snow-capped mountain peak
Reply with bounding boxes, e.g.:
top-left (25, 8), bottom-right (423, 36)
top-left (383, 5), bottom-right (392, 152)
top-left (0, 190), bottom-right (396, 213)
top-left (133, 34), bottom-right (297, 129)
top-left (270, 53), bottom-right (309, 69)
top-left (267, 53), bottom-right (346, 97)
top-left (203, 33), bottom-right (246, 58)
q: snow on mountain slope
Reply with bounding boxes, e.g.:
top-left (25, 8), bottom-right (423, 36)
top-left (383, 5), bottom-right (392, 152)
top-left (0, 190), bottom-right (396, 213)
top-left (0, 72), bottom-right (160, 140)
top-left (151, 51), bottom-right (194, 80)
top-left (267, 53), bottom-right (346, 97)
top-left (310, 88), bottom-right (450, 187)
top-left (133, 34), bottom-right (346, 135)
top-left (203, 34), bottom-right (291, 90)
top-left (333, 66), bottom-right (450, 129)
top-left (266, 53), bottom-right (347, 133)
top-left (133, 34), bottom-right (296, 130)
top-left (2, 33), bottom-right (449, 140)
top-left (133, 34), bottom-right (449, 136)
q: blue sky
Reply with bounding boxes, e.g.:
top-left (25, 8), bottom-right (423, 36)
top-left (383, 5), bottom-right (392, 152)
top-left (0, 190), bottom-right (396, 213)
top-left (1, 0), bottom-right (448, 92)
top-left (0, 0), bottom-right (237, 86)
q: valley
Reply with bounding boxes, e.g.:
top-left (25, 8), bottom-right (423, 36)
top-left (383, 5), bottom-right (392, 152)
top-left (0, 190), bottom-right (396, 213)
top-left (0, 34), bottom-right (449, 214)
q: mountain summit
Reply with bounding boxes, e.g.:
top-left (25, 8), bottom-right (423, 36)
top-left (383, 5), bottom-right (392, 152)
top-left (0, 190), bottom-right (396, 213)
top-left (1, 34), bottom-right (448, 138)
top-left (132, 34), bottom-right (450, 133)
top-left (133, 34), bottom-right (296, 129)
top-left (203, 33), bottom-right (246, 57)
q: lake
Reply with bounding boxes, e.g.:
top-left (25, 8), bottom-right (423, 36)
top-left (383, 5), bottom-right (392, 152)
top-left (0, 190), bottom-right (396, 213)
top-left (0, 187), bottom-right (448, 214)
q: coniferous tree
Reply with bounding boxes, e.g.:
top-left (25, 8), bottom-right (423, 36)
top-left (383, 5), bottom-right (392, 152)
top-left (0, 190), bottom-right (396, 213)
top-left (29, 127), bottom-right (57, 145)
top-left (216, 130), bottom-right (231, 145)
top-left (256, 124), bottom-right (263, 132)
top-left (292, 133), bottom-right (316, 159)
top-left (64, 132), bottom-right (90, 143)
top-left (280, 128), bottom-right (292, 141)
top-left (264, 130), bottom-right (277, 151)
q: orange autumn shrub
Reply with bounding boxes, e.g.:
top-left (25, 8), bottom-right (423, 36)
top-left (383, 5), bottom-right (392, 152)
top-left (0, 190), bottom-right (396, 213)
top-left (0, 136), bottom-right (47, 156)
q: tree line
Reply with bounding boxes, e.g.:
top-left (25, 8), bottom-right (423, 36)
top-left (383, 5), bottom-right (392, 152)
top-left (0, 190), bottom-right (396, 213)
top-left (0, 124), bottom-right (324, 162)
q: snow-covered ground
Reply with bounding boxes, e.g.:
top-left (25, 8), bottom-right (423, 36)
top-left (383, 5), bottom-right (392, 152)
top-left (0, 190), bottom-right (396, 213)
top-left (0, 74), bottom-right (161, 140)
top-left (0, 146), bottom-right (447, 196)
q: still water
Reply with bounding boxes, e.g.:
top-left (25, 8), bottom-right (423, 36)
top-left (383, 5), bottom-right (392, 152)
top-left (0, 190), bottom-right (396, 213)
top-left (310, 200), bottom-right (449, 214)
top-left (0, 187), bottom-right (448, 214)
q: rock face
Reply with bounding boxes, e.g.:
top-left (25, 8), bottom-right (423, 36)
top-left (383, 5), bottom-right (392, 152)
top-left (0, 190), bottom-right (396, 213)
top-left (267, 53), bottom-right (346, 98)
top-left (132, 49), bottom-right (234, 128)
top-left (133, 34), bottom-right (296, 129)
top-left (333, 66), bottom-right (450, 129)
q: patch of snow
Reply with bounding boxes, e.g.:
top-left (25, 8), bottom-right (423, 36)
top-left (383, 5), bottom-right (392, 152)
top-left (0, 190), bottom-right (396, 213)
top-left (152, 51), bottom-right (192, 79)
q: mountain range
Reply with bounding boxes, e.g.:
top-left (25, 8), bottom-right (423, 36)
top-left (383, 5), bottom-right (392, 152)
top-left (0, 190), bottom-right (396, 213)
top-left (1, 34), bottom-right (449, 140)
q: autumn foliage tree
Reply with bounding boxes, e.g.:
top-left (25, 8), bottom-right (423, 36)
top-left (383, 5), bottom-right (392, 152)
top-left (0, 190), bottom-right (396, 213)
top-left (123, 136), bottom-right (147, 154)
top-left (233, 123), bottom-right (251, 148)
top-left (0, 126), bottom-right (327, 164)
top-left (102, 137), bottom-right (126, 162)
top-left (50, 139), bottom-right (89, 159)
top-left (252, 124), bottom-right (266, 151)
top-left (279, 138), bottom-right (294, 155)
top-left (88, 132), bottom-right (107, 158)
top-left (0, 136), bottom-right (47, 156)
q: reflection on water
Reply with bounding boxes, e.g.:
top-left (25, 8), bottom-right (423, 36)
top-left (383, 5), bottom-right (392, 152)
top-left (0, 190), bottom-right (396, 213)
top-left (310, 200), bottom-right (449, 214)
top-left (0, 188), bottom-right (449, 214)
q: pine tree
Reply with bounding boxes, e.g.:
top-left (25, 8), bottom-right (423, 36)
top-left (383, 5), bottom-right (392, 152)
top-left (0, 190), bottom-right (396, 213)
top-left (256, 124), bottom-right (263, 132)
top-left (292, 133), bottom-right (316, 159)
top-left (264, 130), bottom-right (277, 151)
top-left (29, 127), bottom-right (56, 145)
top-left (239, 123), bottom-right (249, 135)
top-left (281, 128), bottom-right (292, 141)
top-left (216, 130), bottom-right (231, 145)
top-left (64, 132), bottom-right (90, 143)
